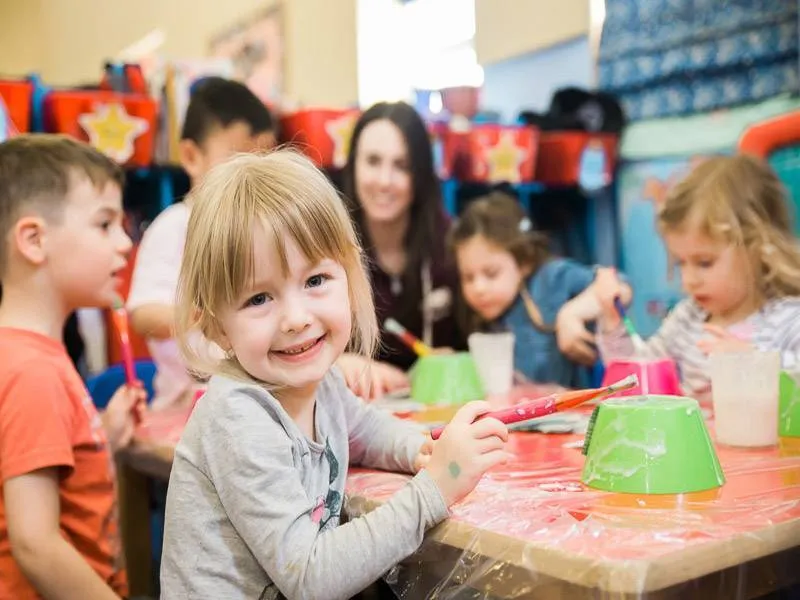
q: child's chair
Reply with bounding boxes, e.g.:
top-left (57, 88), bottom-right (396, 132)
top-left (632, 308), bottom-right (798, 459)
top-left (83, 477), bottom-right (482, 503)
top-left (85, 359), bottom-right (163, 594)
top-left (85, 360), bottom-right (156, 410)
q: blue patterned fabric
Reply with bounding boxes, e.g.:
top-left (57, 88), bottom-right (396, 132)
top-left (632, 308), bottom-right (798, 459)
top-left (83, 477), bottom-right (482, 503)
top-left (599, 0), bottom-right (799, 121)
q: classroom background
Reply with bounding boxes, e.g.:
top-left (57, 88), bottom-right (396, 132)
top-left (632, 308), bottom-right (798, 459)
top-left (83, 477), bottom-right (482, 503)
top-left (1, 1), bottom-right (799, 598)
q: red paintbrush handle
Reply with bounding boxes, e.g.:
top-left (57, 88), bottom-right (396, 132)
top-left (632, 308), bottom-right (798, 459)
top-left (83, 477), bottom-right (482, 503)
top-left (430, 397), bottom-right (557, 440)
top-left (111, 307), bottom-right (141, 425)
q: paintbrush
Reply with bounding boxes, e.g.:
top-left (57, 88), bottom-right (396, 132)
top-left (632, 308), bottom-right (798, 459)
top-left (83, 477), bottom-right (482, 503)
top-left (613, 297), bottom-right (647, 355)
top-left (384, 318), bottom-right (433, 357)
top-left (110, 294), bottom-right (141, 425)
top-left (429, 374), bottom-right (638, 440)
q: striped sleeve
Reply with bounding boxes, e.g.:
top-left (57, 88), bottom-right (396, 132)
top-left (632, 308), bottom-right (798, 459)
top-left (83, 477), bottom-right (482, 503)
top-left (598, 300), bottom-right (697, 362)
top-left (754, 298), bottom-right (800, 368)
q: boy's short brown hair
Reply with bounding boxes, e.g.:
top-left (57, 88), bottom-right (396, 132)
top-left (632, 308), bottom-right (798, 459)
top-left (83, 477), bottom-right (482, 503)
top-left (0, 134), bottom-right (124, 276)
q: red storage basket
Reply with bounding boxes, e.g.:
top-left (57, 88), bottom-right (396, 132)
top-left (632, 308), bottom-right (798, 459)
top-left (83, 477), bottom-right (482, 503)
top-left (429, 121), bottom-right (470, 180)
top-left (44, 90), bottom-right (157, 167)
top-left (536, 132), bottom-right (619, 187)
top-left (280, 108), bottom-right (360, 169)
top-left (0, 80), bottom-right (33, 133)
top-left (466, 124), bottom-right (539, 183)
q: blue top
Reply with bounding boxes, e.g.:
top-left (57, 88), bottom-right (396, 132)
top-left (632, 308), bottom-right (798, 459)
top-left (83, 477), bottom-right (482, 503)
top-left (492, 258), bottom-right (597, 388)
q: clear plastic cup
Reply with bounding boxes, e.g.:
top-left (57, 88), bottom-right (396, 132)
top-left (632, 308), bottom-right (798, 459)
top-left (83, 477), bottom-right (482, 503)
top-left (710, 350), bottom-right (780, 447)
top-left (467, 332), bottom-right (515, 396)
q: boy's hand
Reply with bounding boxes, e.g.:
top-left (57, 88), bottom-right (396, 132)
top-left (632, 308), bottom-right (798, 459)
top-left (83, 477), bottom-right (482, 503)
top-left (338, 354), bottom-right (409, 401)
top-left (697, 324), bottom-right (754, 355)
top-left (101, 383), bottom-right (147, 453)
top-left (413, 436), bottom-right (434, 473)
top-left (425, 401), bottom-right (510, 506)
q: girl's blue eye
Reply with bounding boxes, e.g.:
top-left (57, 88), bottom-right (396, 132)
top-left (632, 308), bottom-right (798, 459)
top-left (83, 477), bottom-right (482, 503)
top-left (307, 274), bottom-right (329, 288)
top-left (247, 293), bottom-right (268, 307)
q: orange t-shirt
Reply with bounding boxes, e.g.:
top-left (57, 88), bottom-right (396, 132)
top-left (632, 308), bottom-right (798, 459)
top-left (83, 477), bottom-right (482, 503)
top-left (0, 328), bottom-right (127, 599)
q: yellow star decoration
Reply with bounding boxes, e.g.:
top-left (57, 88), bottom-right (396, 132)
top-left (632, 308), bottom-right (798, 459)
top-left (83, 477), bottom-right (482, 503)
top-left (483, 130), bottom-right (529, 183)
top-left (325, 112), bottom-right (358, 168)
top-left (78, 103), bottom-right (149, 164)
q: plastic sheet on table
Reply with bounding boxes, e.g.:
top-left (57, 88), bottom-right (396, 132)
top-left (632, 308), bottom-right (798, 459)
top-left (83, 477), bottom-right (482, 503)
top-left (346, 435), bottom-right (800, 599)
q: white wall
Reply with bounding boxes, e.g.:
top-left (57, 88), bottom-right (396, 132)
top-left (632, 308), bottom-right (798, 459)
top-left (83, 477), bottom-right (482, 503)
top-left (481, 37), bottom-right (592, 122)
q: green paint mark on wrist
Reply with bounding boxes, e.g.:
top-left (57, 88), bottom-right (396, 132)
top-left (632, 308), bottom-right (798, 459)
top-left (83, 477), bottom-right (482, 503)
top-left (448, 461), bottom-right (461, 479)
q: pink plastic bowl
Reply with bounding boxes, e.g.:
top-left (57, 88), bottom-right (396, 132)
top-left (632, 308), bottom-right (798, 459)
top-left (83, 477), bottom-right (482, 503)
top-left (602, 358), bottom-right (681, 397)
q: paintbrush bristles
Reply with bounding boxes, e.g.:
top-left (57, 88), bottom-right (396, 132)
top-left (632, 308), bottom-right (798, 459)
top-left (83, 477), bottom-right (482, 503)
top-left (384, 318), bottom-right (403, 335)
top-left (608, 373), bottom-right (638, 393)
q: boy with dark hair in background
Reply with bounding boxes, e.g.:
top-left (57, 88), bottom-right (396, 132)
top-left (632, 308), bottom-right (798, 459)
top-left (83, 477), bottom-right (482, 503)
top-left (128, 77), bottom-right (275, 410)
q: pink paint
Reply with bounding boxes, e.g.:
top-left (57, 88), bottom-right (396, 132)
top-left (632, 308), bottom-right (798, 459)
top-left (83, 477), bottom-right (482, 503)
top-left (311, 496), bottom-right (325, 523)
top-left (602, 358), bottom-right (681, 397)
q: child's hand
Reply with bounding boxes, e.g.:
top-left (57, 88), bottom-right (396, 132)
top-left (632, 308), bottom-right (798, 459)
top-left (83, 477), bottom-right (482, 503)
top-left (338, 354), bottom-right (409, 401)
top-left (101, 382), bottom-right (147, 453)
top-left (430, 347), bottom-right (454, 355)
top-left (697, 324), bottom-right (754, 355)
top-left (594, 267), bottom-right (631, 328)
top-left (425, 401), bottom-right (509, 506)
top-left (555, 309), bottom-right (597, 366)
top-left (413, 436), bottom-right (434, 472)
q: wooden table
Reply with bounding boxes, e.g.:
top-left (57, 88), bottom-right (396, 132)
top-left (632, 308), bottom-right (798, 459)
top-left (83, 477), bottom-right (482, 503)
top-left (347, 434), bottom-right (800, 599)
top-left (122, 405), bottom-right (800, 599)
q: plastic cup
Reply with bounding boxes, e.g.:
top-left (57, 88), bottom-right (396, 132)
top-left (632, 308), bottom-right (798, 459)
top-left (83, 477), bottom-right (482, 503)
top-left (410, 352), bottom-right (485, 405)
top-left (710, 351), bottom-right (780, 447)
top-left (779, 370), bottom-right (800, 438)
top-left (601, 357), bottom-right (681, 397)
top-left (467, 332), bottom-right (515, 396)
top-left (581, 395), bottom-right (725, 494)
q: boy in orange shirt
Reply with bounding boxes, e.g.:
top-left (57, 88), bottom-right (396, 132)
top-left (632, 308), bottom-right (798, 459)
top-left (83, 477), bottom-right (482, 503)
top-left (0, 135), bottom-right (145, 599)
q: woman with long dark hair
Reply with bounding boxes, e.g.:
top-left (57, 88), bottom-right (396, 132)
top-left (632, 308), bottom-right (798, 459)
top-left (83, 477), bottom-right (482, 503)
top-left (338, 102), bottom-right (464, 398)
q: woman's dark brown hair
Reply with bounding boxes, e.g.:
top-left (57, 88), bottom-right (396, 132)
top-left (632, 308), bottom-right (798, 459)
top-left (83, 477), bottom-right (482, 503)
top-left (342, 102), bottom-right (448, 299)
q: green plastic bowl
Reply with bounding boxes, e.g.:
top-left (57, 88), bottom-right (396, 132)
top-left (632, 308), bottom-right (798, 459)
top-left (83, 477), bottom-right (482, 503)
top-left (581, 395), bottom-right (725, 495)
top-left (410, 352), bottom-right (485, 405)
top-left (779, 371), bottom-right (800, 438)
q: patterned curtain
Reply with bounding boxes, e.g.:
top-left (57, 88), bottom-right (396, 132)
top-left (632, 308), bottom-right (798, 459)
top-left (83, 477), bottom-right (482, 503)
top-left (598, 0), bottom-right (799, 121)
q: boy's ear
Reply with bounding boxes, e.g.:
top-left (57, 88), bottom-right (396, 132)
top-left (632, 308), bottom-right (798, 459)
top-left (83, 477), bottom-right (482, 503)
top-left (258, 130), bottom-right (277, 151)
top-left (178, 139), bottom-right (206, 181)
top-left (12, 216), bottom-right (48, 266)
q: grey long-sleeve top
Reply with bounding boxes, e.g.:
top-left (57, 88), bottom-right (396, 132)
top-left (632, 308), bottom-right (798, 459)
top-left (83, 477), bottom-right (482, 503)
top-left (160, 369), bottom-right (449, 600)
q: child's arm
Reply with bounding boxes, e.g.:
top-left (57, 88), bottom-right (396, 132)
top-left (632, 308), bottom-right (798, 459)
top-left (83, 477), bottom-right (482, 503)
top-left (129, 304), bottom-right (174, 340)
top-left (5, 469), bottom-right (119, 600)
top-left (554, 265), bottom-right (632, 365)
top-left (194, 394), bottom-right (506, 600)
top-left (775, 303), bottom-right (800, 366)
top-left (332, 369), bottom-right (426, 473)
top-left (336, 353), bottom-right (409, 401)
top-left (597, 299), bottom-right (693, 362)
top-left (126, 208), bottom-right (185, 340)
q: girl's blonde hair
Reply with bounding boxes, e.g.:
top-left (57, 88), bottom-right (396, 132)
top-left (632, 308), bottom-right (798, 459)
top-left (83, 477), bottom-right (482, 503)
top-left (176, 150), bottom-right (378, 383)
top-left (659, 154), bottom-right (800, 300)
